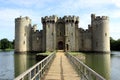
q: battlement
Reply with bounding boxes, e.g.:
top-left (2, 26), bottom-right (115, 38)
top-left (41, 15), bottom-right (79, 23)
top-left (79, 24), bottom-right (92, 33)
top-left (57, 17), bottom-right (64, 23)
top-left (15, 16), bottom-right (31, 22)
top-left (63, 15), bottom-right (79, 23)
top-left (32, 24), bottom-right (37, 32)
top-left (41, 15), bottom-right (58, 23)
top-left (95, 16), bottom-right (109, 20)
top-left (91, 14), bottom-right (109, 21)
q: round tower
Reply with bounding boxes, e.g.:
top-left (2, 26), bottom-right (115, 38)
top-left (15, 16), bottom-right (31, 52)
top-left (92, 15), bottom-right (110, 52)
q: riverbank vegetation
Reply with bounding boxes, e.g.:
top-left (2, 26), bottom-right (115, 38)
top-left (0, 38), bottom-right (14, 51)
top-left (110, 37), bottom-right (120, 51)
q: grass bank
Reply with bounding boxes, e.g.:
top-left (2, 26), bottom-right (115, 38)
top-left (68, 52), bottom-right (80, 56)
top-left (36, 51), bottom-right (56, 56)
top-left (36, 51), bottom-right (56, 61)
top-left (0, 49), bottom-right (14, 52)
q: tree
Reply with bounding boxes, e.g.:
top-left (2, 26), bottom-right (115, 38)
top-left (110, 37), bottom-right (120, 51)
top-left (0, 40), bottom-right (1, 49)
top-left (0, 38), bottom-right (12, 50)
top-left (11, 39), bottom-right (15, 48)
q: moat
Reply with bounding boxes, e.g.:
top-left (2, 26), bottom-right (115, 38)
top-left (0, 51), bottom-right (120, 80)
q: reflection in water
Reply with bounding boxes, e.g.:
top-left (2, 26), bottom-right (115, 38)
top-left (111, 51), bottom-right (120, 80)
top-left (14, 52), bottom-right (37, 77)
top-left (85, 53), bottom-right (110, 80)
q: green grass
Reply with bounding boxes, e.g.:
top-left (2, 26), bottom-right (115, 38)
top-left (0, 48), bottom-right (14, 51)
top-left (68, 52), bottom-right (80, 56)
top-left (37, 51), bottom-right (56, 56)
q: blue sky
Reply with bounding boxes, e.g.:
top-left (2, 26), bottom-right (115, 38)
top-left (0, 0), bottom-right (120, 41)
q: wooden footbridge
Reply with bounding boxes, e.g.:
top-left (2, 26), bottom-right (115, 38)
top-left (14, 51), bottom-right (106, 80)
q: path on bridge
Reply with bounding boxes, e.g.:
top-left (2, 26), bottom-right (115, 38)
top-left (43, 51), bottom-right (80, 80)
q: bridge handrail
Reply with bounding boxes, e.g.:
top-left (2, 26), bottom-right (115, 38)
top-left (14, 52), bottom-right (55, 80)
top-left (66, 52), bottom-right (106, 80)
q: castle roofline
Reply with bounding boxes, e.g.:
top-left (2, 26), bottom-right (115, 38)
top-left (15, 16), bottom-right (31, 22)
top-left (91, 14), bottom-right (109, 21)
top-left (41, 15), bottom-right (79, 23)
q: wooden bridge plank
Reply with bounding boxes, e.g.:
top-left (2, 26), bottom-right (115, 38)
top-left (43, 50), bottom-right (80, 80)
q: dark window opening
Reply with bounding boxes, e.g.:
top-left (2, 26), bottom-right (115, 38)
top-left (23, 41), bottom-right (25, 44)
top-left (105, 33), bottom-right (107, 36)
top-left (96, 42), bottom-right (98, 47)
top-left (66, 44), bottom-right (69, 50)
top-left (60, 32), bottom-right (62, 36)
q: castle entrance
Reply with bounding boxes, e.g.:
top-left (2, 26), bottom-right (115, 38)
top-left (58, 41), bottom-right (64, 50)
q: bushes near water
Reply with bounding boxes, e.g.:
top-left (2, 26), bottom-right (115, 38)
top-left (110, 37), bottom-right (120, 51)
top-left (0, 38), bottom-right (14, 51)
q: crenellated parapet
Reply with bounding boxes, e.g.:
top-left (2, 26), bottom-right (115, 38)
top-left (91, 14), bottom-right (109, 22)
top-left (63, 15), bottom-right (79, 23)
top-left (95, 16), bottom-right (109, 21)
top-left (79, 25), bottom-right (92, 33)
top-left (15, 16), bottom-right (31, 22)
top-left (41, 15), bottom-right (58, 23)
top-left (32, 24), bottom-right (38, 32)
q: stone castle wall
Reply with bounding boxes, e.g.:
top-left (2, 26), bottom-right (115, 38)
top-left (15, 16), bottom-right (31, 52)
top-left (15, 14), bottom-right (110, 52)
top-left (31, 25), bottom-right (42, 52)
top-left (91, 14), bottom-right (110, 52)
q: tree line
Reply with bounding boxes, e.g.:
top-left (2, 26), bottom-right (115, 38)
top-left (0, 38), bottom-right (14, 50)
top-left (0, 37), bottom-right (120, 51)
top-left (110, 37), bottom-right (120, 51)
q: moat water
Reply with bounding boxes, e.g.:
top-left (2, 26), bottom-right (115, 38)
top-left (0, 51), bottom-right (119, 80)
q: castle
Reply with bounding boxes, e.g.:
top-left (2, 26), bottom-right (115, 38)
top-left (15, 14), bottom-right (110, 52)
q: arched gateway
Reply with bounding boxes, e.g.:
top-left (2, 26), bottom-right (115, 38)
top-left (58, 41), bottom-right (64, 50)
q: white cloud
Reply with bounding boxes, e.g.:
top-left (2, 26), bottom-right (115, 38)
top-left (112, 0), bottom-right (120, 7)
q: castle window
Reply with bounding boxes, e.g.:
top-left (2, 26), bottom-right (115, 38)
top-left (96, 42), bottom-right (98, 47)
top-left (71, 33), bottom-right (73, 36)
top-left (23, 41), bottom-right (25, 44)
top-left (71, 23), bottom-right (74, 27)
top-left (60, 32), bottom-right (62, 36)
top-left (68, 40), bottom-right (70, 42)
top-left (105, 33), bottom-right (107, 36)
top-left (24, 33), bottom-right (26, 36)
top-left (52, 32), bottom-right (53, 35)
top-left (66, 20), bottom-right (69, 23)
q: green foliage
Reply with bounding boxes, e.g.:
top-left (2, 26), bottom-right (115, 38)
top-left (68, 52), bottom-right (80, 56)
top-left (0, 40), bottom-right (1, 49)
top-left (110, 37), bottom-right (120, 51)
top-left (0, 38), bottom-right (14, 50)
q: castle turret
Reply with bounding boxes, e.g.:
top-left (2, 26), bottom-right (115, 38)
top-left (41, 15), bottom-right (58, 51)
top-left (92, 14), bottom-right (110, 52)
top-left (64, 16), bottom-right (79, 51)
top-left (15, 16), bottom-right (31, 52)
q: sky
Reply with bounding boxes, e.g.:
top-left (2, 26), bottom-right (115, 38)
top-left (0, 0), bottom-right (120, 41)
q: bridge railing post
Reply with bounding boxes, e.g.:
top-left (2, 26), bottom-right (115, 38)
top-left (66, 52), bottom-right (106, 80)
top-left (14, 52), bottom-right (56, 80)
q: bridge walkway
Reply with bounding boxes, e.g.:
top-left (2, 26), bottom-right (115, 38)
top-left (43, 50), bottom-right (80, 80)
